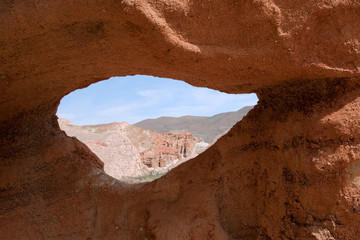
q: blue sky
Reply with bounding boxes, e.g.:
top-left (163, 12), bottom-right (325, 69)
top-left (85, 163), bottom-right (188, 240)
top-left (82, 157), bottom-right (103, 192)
top-left (57, 75), bottom-right (258, 125)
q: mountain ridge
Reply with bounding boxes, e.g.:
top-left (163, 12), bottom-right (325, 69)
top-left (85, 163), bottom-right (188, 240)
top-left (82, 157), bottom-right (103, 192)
top-left (135, 106), bottom-right (254, 143)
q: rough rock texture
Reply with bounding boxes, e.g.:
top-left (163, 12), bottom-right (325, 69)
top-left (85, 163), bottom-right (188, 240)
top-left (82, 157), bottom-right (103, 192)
top-left (139, 131), bottom-right (207, 169)
top-left (58, 118), bottom-right (207, 179)
top-left (2, 0), bottom-right (360, 239)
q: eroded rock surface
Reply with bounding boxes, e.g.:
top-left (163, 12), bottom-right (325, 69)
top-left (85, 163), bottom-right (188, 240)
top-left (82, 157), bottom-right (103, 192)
top-left (1, 0), bottom-right (360, 239)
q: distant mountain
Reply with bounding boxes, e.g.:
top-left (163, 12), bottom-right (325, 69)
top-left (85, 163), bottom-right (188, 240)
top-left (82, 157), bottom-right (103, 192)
top-left (135, 106), bottom-right (254, 143)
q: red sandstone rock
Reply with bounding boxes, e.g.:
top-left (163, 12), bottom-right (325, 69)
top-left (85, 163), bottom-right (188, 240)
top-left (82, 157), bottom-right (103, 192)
top-left (1, 1), bottom-right (360, 239)
top-left (139, 131), bottom-right (207, 169)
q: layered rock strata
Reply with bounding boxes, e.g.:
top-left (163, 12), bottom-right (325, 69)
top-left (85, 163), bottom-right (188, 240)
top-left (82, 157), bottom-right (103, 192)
top-left (2, 0), bottom-right (360, 239)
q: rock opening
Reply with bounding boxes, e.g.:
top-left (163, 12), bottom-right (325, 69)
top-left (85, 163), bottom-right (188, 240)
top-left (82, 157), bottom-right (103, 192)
top-left (57, 75), bottom-right (257, 182)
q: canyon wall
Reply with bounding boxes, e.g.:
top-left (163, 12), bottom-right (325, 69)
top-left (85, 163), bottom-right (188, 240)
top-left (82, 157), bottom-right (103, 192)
top-left (1, 0), bottom-right (360, 239)
top-left (58, 118), bottom-right (207, 180)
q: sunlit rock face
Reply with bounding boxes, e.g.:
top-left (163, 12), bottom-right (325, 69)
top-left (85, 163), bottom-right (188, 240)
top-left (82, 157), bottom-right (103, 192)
top-left (1, 0), bottom-right (360, 239)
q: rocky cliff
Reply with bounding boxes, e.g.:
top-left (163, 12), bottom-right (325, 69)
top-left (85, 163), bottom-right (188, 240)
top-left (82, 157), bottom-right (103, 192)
top-left (58, 118), bottom-right (207, 180)
top-left (2, 0), bottom-right (360, 239)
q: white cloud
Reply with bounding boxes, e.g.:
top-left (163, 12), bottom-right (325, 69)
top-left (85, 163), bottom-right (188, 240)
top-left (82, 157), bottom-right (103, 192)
top-left (137, 88), bottom-right (173, 99)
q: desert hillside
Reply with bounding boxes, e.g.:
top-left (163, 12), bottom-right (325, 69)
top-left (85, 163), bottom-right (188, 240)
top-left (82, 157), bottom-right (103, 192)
top-left (58, 118), bottom-right (208, 181)
top-left (135, 106), bottom-right (253, 143)
top-left (58, 107), bottom-right (252, 181)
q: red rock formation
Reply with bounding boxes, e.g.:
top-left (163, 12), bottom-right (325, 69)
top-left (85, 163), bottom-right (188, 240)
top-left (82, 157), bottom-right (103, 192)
top-left (140, 131), bottom-right (206, 169)
top-left (2, 1), bottom-right (360, 239)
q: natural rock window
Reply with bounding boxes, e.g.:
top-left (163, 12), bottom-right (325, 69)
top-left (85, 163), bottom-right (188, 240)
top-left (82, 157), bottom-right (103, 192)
top-left (57, 75), bottom-right (257, 182)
